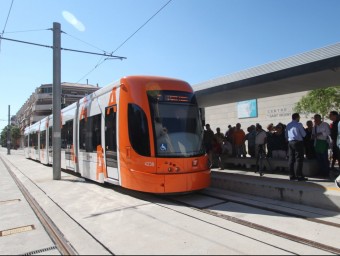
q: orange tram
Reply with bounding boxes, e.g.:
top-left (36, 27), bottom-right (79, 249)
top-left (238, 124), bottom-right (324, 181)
top-left (24, 76), bottom-right (211, 193)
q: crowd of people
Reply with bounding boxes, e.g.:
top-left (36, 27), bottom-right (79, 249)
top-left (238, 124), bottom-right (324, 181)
top-left (203, 111), bottom-right (340, 186)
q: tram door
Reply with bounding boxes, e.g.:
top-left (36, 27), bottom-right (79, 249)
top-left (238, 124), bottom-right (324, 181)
top-left (105, 105), bottom-right (119, 180)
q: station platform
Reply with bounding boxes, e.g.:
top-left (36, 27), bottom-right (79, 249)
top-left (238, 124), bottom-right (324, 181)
top-left (1, 148), bottom-right (340, 254)
top-left (211, 167), bottom-right (340, 212)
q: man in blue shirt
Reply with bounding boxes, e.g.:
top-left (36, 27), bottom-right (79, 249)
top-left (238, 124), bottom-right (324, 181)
top-left (285, 113), bottom-right (307, 181)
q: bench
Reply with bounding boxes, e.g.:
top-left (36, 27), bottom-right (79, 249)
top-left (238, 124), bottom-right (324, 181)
top-left (219, 155), bottom-right (319, 177)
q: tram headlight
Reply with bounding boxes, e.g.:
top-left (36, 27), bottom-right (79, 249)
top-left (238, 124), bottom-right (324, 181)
top-left (192, 159), bottom-right (198, 167)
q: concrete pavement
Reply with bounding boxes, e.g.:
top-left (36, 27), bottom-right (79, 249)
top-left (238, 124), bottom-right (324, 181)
top-left (0, 151), bottom-right (59, 255)
top-left (211, 167), bottom-right (340, 212)
top-left (1, 148), bottom-right (340, 255)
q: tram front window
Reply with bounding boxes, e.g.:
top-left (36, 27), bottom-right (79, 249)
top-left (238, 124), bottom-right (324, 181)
top-left (148, 91), bottom-right (204, 157)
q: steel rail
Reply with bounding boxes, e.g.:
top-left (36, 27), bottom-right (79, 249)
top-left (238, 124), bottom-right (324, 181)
top-left (162, 192), bottom-right (340, 255)
top-left (0, 156), bottom-right (78, 255)
top-left (199, 191), bottom-right (340, 229)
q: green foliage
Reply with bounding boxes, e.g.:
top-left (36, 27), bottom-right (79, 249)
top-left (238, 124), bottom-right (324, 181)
top-left (294, 86), bottom-right (340, 118)
top-left (1, 125), bottom-right (21, 148)
top-left (11, 126), bottom-right (21, 141)
top-left (0, 127), bottom-right (8, 147)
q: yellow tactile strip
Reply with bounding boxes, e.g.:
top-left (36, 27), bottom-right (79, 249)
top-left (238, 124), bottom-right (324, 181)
top-left (0, 225), bottom-right (35, 237)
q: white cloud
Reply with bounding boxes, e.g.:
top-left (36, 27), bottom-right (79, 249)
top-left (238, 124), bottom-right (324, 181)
top-left (62, 11), bottom-right (85, 32)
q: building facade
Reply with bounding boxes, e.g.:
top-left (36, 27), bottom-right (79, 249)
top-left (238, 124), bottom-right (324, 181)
top-left (194, 43), bottom-right (340, 134)
top-left (203, 90), bottom-right (315, 134)
top-left (15, 82), bottom-right (100, 144)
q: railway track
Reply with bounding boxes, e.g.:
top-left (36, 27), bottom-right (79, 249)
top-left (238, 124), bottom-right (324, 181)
top-left (2, 150), bottom-right (340, 255)
top-left (152, 191), bottom-right (340, 255)
top-left (0, 156), bottom-right (77, 256)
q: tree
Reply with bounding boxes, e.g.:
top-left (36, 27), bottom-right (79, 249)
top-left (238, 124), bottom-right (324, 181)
top-left (0, 125), bottom-right (21, 149)
top-left (0, 126), bottom-right (9, 147)
top-left (11, 126), bottom-right (21, 149)
top-left (294, 86), bottom-right (340, 118)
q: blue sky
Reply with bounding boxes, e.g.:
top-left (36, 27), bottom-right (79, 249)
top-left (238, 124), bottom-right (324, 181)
top-left (1, 0), bottom-right (340, 131)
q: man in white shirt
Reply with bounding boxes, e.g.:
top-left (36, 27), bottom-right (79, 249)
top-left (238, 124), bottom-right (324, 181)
top-left (312, 114), bottom-right (331, 177)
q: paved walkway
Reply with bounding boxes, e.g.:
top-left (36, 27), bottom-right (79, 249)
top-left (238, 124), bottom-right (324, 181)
top-left (0, 150), bottom-right (60, 255)
top-left (0, 149), bottom-right (111, 255)
top-left (1, 148), bottom-right (340, 254)
top-left (211, 166), bottom-right (340, 212)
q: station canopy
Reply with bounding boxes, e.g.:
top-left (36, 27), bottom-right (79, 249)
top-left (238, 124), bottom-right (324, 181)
top-left (194, 42), bottom-right (340, 108)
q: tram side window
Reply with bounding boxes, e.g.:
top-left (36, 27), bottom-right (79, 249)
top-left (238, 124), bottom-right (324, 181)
top-left (79, 114), bottom-right (101, 153)
top-left (49, 127), bottom-right (52, 147)
top-left (79, 119), bottom-right (86, 151)
top-left (91, 114), bottom-right (101, 152)
top-left (31, 132), bottom-right (38, 150)
top-left (128, 104), bottom-right (151, 157)
top-left (40, 131), bottom-right (46, 149)
top-left (67, 121), bottom-right (74, 146)
top-left (24, 135), bottom-right (28, 147)
top-left (105, 109), bottom-right (117, 152)
top-left (61, 120), bottom-right (73, 149)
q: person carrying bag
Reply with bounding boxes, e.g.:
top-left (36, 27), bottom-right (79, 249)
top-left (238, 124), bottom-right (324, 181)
top-left (312, 114), bottom-right (331, 177)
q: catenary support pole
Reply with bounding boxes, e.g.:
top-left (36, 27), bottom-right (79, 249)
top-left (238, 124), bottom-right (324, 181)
top-left (52, 22), bottom-right (61, 180)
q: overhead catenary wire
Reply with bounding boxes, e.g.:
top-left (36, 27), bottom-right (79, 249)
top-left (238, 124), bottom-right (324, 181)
top-left (0, 26), bottom-right (126, 96)
top-left (0, 0), bottom-right (173, 84)
top-left (63, 32), bottom-right (107, 54)
top-left (62, 31), bottom-right (120, 83)
top-left (62, 47), bottom-right (126, 59)
top-left (3, 28), bottom-right (50, 34)
top-left (0, 35), bottom-right (126, 59)
top-left (1, 0), bottom-right (14, 34)
top-left (0, 0), bottom-right (15, 52)
top-left (75, 0), bottom-right (173, 83)
top-left (0, 35), bottom-right (53, 50)
top-left (111, 0), bottom-right (173, 54)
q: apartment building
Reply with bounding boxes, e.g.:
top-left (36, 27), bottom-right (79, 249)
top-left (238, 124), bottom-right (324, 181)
top-left (16, 82), bottom-right (100, 134)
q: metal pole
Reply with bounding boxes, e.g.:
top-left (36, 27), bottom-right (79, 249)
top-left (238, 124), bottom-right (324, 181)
top-left (7, 105), bottom-right (10, 155)
top-left (52, 22), bottom-right (61, 180)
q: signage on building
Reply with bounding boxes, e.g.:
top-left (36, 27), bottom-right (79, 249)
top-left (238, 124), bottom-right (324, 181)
top-left (266, 107), bottom-right (292, 118)
top-left (237, 99), bottom-right (258, 119)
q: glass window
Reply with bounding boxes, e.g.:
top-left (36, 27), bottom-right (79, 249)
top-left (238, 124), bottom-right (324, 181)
top-left (105, 106), bottom-right (118, 168)
top-left (24, 135), bottom-right (28, 147)
top-left (31, 132), bottom-right (38, 150)
top-left (49, 127), bottom-right (53, 147)
top-left (61, 120), bottom-right (73, 149)
top-left (90, 114), bottom-right (102, 152)
top-left (40, 131), bottom-right (46, 149)
top-left (79, 114), bottom-right (101, 152)
top-left (148, 91), bottom-right (204, 157)
top-left (79, 119), bottom-right (86, 151)
top-left (105, 108), bottom-right (117, 152)
top-left (128, 104), bottom-right (151, 157)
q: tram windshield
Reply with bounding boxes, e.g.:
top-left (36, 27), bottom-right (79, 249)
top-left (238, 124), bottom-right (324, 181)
top-left (148, 90), bottom-right (205, 157)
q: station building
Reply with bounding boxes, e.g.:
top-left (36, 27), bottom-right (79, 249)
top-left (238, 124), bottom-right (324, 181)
top-left (194, 42), bottom-right (340, 134)
top-left (199, 90), bottom-right (310, 134)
